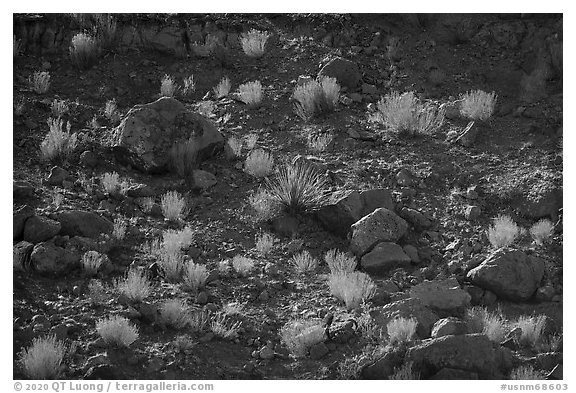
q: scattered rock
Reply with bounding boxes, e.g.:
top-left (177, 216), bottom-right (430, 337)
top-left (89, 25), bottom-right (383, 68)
top-left (317, 57), bottom-right (362, 90)
top-left (192, 170), bottom-right (217, 189)
top-left (126, 184), bottom-right (156, 198)
top-left (57, 210), bottom-right (113, 238)
top-left (431, 317), bottom-right (469, 338)
top-left (515, 187), bottom-right (562, 221)
top-left (258, 342), bottom-right (275, 360)
top-left (399, 207), bottom-right (432, 231)
top-left (349, 208), bottom-right (408, 257)
top-left (409, 278), bottom-right (471, 311)
top-left (23, 215), bottom-right (61, 244)
top-left (360, 242), bottom-right (411, 273)
top-left (361, 349), bottom-right (405, 379)
top-left (14, 205), bottom-right (34, 240)
top-left (467, 249), bottom-right (545, 301)
top-left (196, 292), bottom-right (209, 305)
top-left (46, 166), bottom-right (69, 186)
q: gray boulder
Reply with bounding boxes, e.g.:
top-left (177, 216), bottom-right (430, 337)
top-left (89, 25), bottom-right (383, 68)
top-left (467, 249), bottom-right (545, 301)
top-left (57, 210), bottom-right (113, 238)
top-left (360, 242), bottom-right (411, 273)
top-left (318, 57), bottom-right (362, 90)
top-left (30, 239), bottom-right (82, 275)
top-left (349, 208), bottom-right (408, 257)
top-left (409, 278), bottom-right (471, 311)
top-left (14, 205), bottom-right (34, 240)
top-left (399, 207), bottom-right (432, 231)
top-left (23, 216), bottom-right (61, 244)
top-left (370, 298), bottom-right (439, 339)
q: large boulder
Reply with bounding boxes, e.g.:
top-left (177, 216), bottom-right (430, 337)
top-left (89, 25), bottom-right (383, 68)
top-left (349, 208), bottom-right (408, 257)
top-left (467, 249), bottom-right (545, 302)
top-left (317, 188), bottom-right (394, 237)
top-left (57, 210), bottom-right (113, 238)
top-left (370, 298), bottom-right (440, 339)
top-left (317, 57), bottom-right (362, 90)
top-left (113, 97), bottom-right (224, 173)
top-left (360, 242), bottom-right (411, 273)
top-left (409, 278), bottom-right (471, 311)
top-left (14, 205), bottom-right (34, 240)
top-left (406, 334), bottom-right (514, 378)
top-left (30, 239), bottom-right (82, 275)
top-left (23, 215), bottom-right (61, 244)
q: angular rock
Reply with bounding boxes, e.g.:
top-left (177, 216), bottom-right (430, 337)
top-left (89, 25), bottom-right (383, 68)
top-left (14, 205), bottom-right (34, 240)
top-left (407, 334), bottom-right (514, 378)
top-left (23, 215), bottom-right (61, 243)
top-left (431, 317), bottom-right (469, 338)
top-left (360, 242), bottom-right (411, 273)
top-left (114, 97), bottom-right (224, 173)
top-left (467, 249), bottom-right (545, 301)
top-left (317, 57), bottom-right (362, 90)
top-left (465, 205), bottom-right (481, 220)
top-left (399, 207), bottom-right (432, 231)
top-left (317, 188), bottom-right (394, 237)
top-left (403, 244), bottom-right (420, 263)
top-left (57, 210), bottom-right (113, 238)
top-left (79, 150), bottom-right (99, 168)
top-left (46, 166), bottom-right (69, 186)
top-left (409, 278), bottom-right (471, 311)
top-left (126, 184), bottom-right (156, 198)
top-left (370, 298), bottom-right (439, 339)
top-left (30, 239), bottom-right (82, 275)
top-left (192, 169), bottom-right (217, 189)
top-left (13, 181), bottom-right (35, 201)
top-left (350, 208), bottom-right (408, 256)
top-left (14, 241), bottom-right (34, 271)
top-left (361, 350), bottom-right (405, 379)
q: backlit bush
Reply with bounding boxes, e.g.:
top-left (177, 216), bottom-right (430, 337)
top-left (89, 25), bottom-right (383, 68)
top-left (183, 260), bottom-right (209, 292)
top-left (240, 29), bottom-right (271, 58)
top-left (19, 335), bottom-right (65, 379)
top-left (324, 249), bottom-right (357, 274)
top-left (244, 149), bottom-right (274, 178)
top-left (40, 117), bottom-right (77, 162)
top-left (214, 76), bottom-right (231, 99)
top-left (70, 32), bottom-right (99, 68)
top-left (238, 81), bottom-right (263, 107)
top-left (530, 219), bottom-right (554, 246)
top-left (29, 71), bottom-right (51, 94)
top-left (161, 191), bottom-right (187, 221)
top-left (280, 319), bottom-right (326, 358)
top-left (96, 315), bottom-right (139, 347)
top-left (160, 74), bottom-right (179, 97)
top-left (487, 215), bottom-right (519, 248)
top-left (460, 90), bottom-right (497, 121)
top-left (293, 77), bottom-right (340, 121)
top-left (328, 272), bottom-right (376, 310)
top-left (115, 268), bottom-right (152, 302)
top-left (291, 250), bottom-right (319, 273)
top-left (387, 317), bottom-right (417, 345)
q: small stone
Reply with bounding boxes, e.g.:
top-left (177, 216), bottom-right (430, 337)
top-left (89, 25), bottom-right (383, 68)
top-left (465, 205), bottom-right (481, 221)
top-left (80, 151), bottom-right (99, 168)
top-left (535, 285), bottom-right (556, 302)
top-left (466, 186), bottom-right (479, 199)
top-left (259, 342), bottom-right (275, 360)
top-left (46, 166), bottom-right (69, 186)
top-left (258, 290), bottom-right (269, 302)
top-left (196, 292), bottom-right (209, 305)
top-left (349, 93), bottom-right (362, 102)
top-left (403, 244), bottom-right (420, 264)
top-left (72, 286), bottom-right (82, 296)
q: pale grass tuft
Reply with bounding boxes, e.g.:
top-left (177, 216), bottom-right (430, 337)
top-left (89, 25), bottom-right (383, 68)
top-left (460, 90), bottom-right (497, 121)
top-left (324, 249), bottom-right (357, 274)
top-left (255, 233), bottom-right (275, 255)
top-left (160, 74), bottom-right (178, 97)
top-left (291, 250), bottom-right (319, 273)
top-left (307, 133), bottom-right (333, 152)
top-left (530, 219), bottom-right (554, 246)
top-left (183, 260), bottom-right (209, 292)
top-left (159, 299), bottom-right (190, 329)
top-left (188, 310), bottom-right (211, 333)
top-left (213, 76), bottom-right (231, 98)
top-left (238, 81), bottom-right (263, 107)
top-left (96, 315), bottom-right (139, 347)
top-left (328, 272), bottom-right (376, 310)
top-left (51, 99), bottom-right (69, 117)
top-left (247, 188), bottom-right (281, 222)
top-left (222, 301), bottom-right (247, 317)
top-left (240, 29), bottom-right (271, 58)
top-left (112, 217), bottom-right (127, 241)
top-left (182, 75), bottom-right (195, 96)
top-left (232, 255), bottom-right (255, 277)
top-left (244, 133), bottom-right (259, 150)
top-left (87, 279), bottom-right (109, 304)
top-left (387, 317), bottom-right (417, 345)
top-left (70, 32), bottom-right (99, 68)
top-left (510, 365), bottom-right (545, 380)
top-left (104, 98), bottom-right (120, 123)
top-left (82, 250), bottom-right (105, 276)
top-left (40, 117), bottom-right (77, 162)
top-left (115, 268), bottom-right (152, 302)
top-left (170, 141), bottom-right (198, 178)
top-left (487, 214), bottom-right (520, 248)
top-left (211, 313), bottom-right (242, 340)
top-left (293, 77), bottom-right (340, 121)
top-left (101, 172), bottom-right (120, 194)
top-left (19, 334), bottom-right (65, 379)
top-left (225, 136), bottom-right (242, 160)
top-left (280, 319), bottom-right (326, 358)
top-left (29, 71), bottom-right (51, 94)
top-left (514, 315), bottom-right (547, 348)
top-left (465, 306), bottom-right (508, 343)
top-left (389, 361), bottom-right (420, 380)
top-left (161, 191), bottom-right (187, 221)
top-left (244, 148), bottom-right (274, 178)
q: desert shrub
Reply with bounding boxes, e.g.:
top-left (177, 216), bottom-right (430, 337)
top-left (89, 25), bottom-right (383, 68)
top-left (291, 250), bottom-right (319, 273)
top-left (87, 279), bottom-right (109, 304)
top-left (238, 81), bottom-right (263, 107)
top-left (328, 272), bottom-right (376, 310)
top-left (324, 249), bottom-right (357, 274)
top-left (389, 361), bottom-right (420, 380)
top-left (139, 197), bottom-right (155, 213)
top-left (96, 315), bottom-right (139, 347)
top-left (210, 313), bottom-right (242, 340)
top-left (40, 117), bottom-right (77, 162)
top-left (225, 136), bottom-right (242, 160)
top-left (247, 188), bottom-right (281, 222)
top-left (112, 217), bottom-right (127, 241)
top-left (158, 252), bottom-right (185, 283)
top-left (465, 306), bottom-right (508, 343)
top-left (162, 227), bottom-right (194, 254)
top-left (160, 74), bottom-right (178, 97)
top-left (14, 35), bottom-right (21, 57)
top-left (265, 160), bottom-right (329, 214)
top-left (510, 365), bottom-right (545, 380)
top-left (115, 268), bottom-right (152, 302)
top-left (104, 98), bottom-right (120, 123)
top-left (93, 13), bottom-right (117, 49)
top-left (240, 29), bottom-right (271, 58)
top-left (197, 101), bottom-right (215, 117)
top-left (514, 315), bottom-right (547, 348)
top-left (222, 301), bottom-right (247, 317)
top-left (232, 255), bottom-right (254, 277)
top-left (487, 214), bottom-right (520, 248)
top-left (70, 32), bottom-right (99, 68)
top-left (255, 233), bottom-right (275, 255)
top-left (280, 319), bottom-right (325, 358)
top-left (387, 317), bottom-right (417, 345)
top-left (182, 75), bottom-right (195, 96)
top-left (170, 141), bottom-right (198, 179)
top-left (372, 91), bottom-right (445, 136)
top-left (19, 335), bottom-right (65, 379)
top-left (161, 191), bottom-right (187, 221)
top-left (307, 133), bottom-right (333, 152)
top-left (320, 76), bottom-right (340, 109)
top-left (293, 77), bottom-right (340, 121)
top-left (244, 133), bottom-right (259, 150)
top-left (244, 148), bottom-right (274, 178)
top-left (51, 99), bottom-right (69, 117)
top-left (101, 171), bottom-right (120, 194)
top-left (82, 250), bottom-right (104, 276)
top-left (213, 76), bottom-right (231, 98)
top-left (29, 71), bottom-right (51, 94)
top-left (530, 219), bottom-right (554, 246)
top-left (460, 90), bottom-right (497, 121)
top-left (183, 261), bottom-right (209, 292)
top-left (14, 99), bottom-right (25, 116)
top-left (159, 299), bottom-right (190, 329)
top-left (188, 310), bottom-right (211, 333)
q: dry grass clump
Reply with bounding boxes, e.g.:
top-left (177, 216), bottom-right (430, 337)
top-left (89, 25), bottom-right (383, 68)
top-left (160, 191), bottom-right (188, 221)
top-left (387, 317), bottom-right (417, 345)
top-left (530, 219), bottom-right (554, 246)
top-left (70, 32), bottom-right (99, 68)
top-left (328, 272), bottom-right (376, 310)
top-left (115, 268), bottom-right (152, 302)
top-left (159, 299), bottom-right (191, 329)
top-left (255, 233), bottom-right (275, 255)
top-left (232, 255), bottom-right (255, 277)
top-left (487, 214), bottom-right (520, 248)
top-left (222, 301), bottom-right (247, 317)
top-left (510, 365), bottom-right (546, 380)
top-left (460, 90), bottom-right (497, 121)
top-left (265, 160), bottom-right (330, 215)
top-left (514, 315), bottom-right (547, 348)
top-left (82, 250), bottom-right (105, 276)
top-left (293, 77), bottom-right (340, 121)
top-left (238, 81), bottom-right (263, 107)
top-left (104, 98), bottom-right (120, 123)
top-left (324, 249), bottom-right (357, 274)
top-left (291, 250), bottom-right (319, 273)
top-left (29, 71), bottom-right (51, 94)
top-left (372, 91), bottom-right (445, 136)
top-left (170, 141), bottom-right (198, 179)
top-left (247, 188), bottom-right (281, 222)
top-left (389, 361), bottom-right (420, 380)
top-left (240, 29), bottom-right (271, 58)
top-left (225, 136), bottom-right (242, 160)
top-left (465, 306), bottom-right (508, 343)
top-left (307, 133), bottom-right (334, 152)
top-left (112, 217), bottom-right (127, 241)
top-left (101, 171), bottom-right (120, 194)
top-left (188, 310), bottom-right (211, 334)
top-left (183, 261), bottom-right (209, 293)
top-left (96, 315), bottom-right (139, 347)
top-left (244, 133), bottom-right (259, 150)
top-left (214, 76), bottom-right (231, 99)
top-left (51, 99), bottom-right (69, 117)
top-left (87, 279), bottom-right (109, 304)
top-left (160, 74), bottom-right (179, 97)
top-left (210, 313), bottom-right (242, 340)
top-left (19, 335), bottom-right (66, 379)
top-left (40, 117), bottom-right (78, 162)
top-left (182, 75), bottom-right (195, 96)
top-left (280, 319), bottom-right (326, 358)
top-left (244, 148), bottom-right (274, 178)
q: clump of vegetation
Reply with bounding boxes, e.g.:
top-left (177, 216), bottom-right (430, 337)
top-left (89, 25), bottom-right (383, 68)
top-left (510, 365), bottom-right (545, 380)
top-left (238, 81), bottom-right (263, 107)
top-left (115, 268), bottom-right (152, 302)
top-left (170, 141), bottom-right (198, 179)
top-left (87, 279), bottom-right (109, 304)
top-left (160, 191), bottom-right (187, 221)
top-left (197, 101), bottom-right (215, 117)
top-left (104, 98), bottom-right (120, 123)
top-left (387, 317), bottom-right (417, 345)
top-left (51, 99), bottom-right (69, 117)
top-left (225, 136), bottom-right (242, 160)
top-left (465, 306), bottom-right (508, 343)
top-left (210, 313), bottom-right (242, 340)
top-left (324, 249), bottom-right (357, 274)
top-left (244, 133), bottom-right (259, 150)
top-left (291, 250), bottom-right (319, 273)
top-left (82, 250), bottom-right (105, 276)
top-left (70, 32), bottom-right (99, 68)
top-left (255, 233), bottom-right (275, 255)
top-left (280, 319), bottom-right (326, 358)
top-left (244, 149), bottom-right (274, 178)
top-left (14, 35), bottom-right (21, 57)
top-left (307, 133), bottom-right (333, 152)
top-left (389, 361), bottom-right (420, 380)
top-left (232, 255), bottom-right (255, 277)
top-left (96, 315), bottom-right (139, 347)
top-left (530, 219), bottom-right (554, 246)
top-left (101, 171), bottom-right (121, 194)
top-left (247, 188), bottom-right (281, 222)
top-left (183, 260), bottom-right (209, 293)
top-left (19, 335), bottom-right (66, 379)
top-left (240, 29), bottom-right (271, 58)
top-left (487, 214), bottom-right (520, 248)
top-left (40, 117), bottom-right (78, 162)
top-left (159, 299), bottom-right (190, 329)
top-left (265, 160), bottom-right (329, 215)
top-left (93, 13), bottom-right (117, 50)
top-left (328, 272), bottom-right (376, 310)
top-left (213, 76), bottom-right (231, 99)
top-left (160, 74), bottom-right (179, 97)
top-left (29, 71), bottom-right (51, 94)
top-left (514, 315), bottom-right (547, 348)
top-left (460, 90), bottom-right (497, 121)
top-left (293, 77), bottom-right (340, 121)
top-left (371, 91), bottom-right (445, 136)
top-left (112, 217), bottom-right (127, 241)
top-left (182, 75), bottom-right (195, 96)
